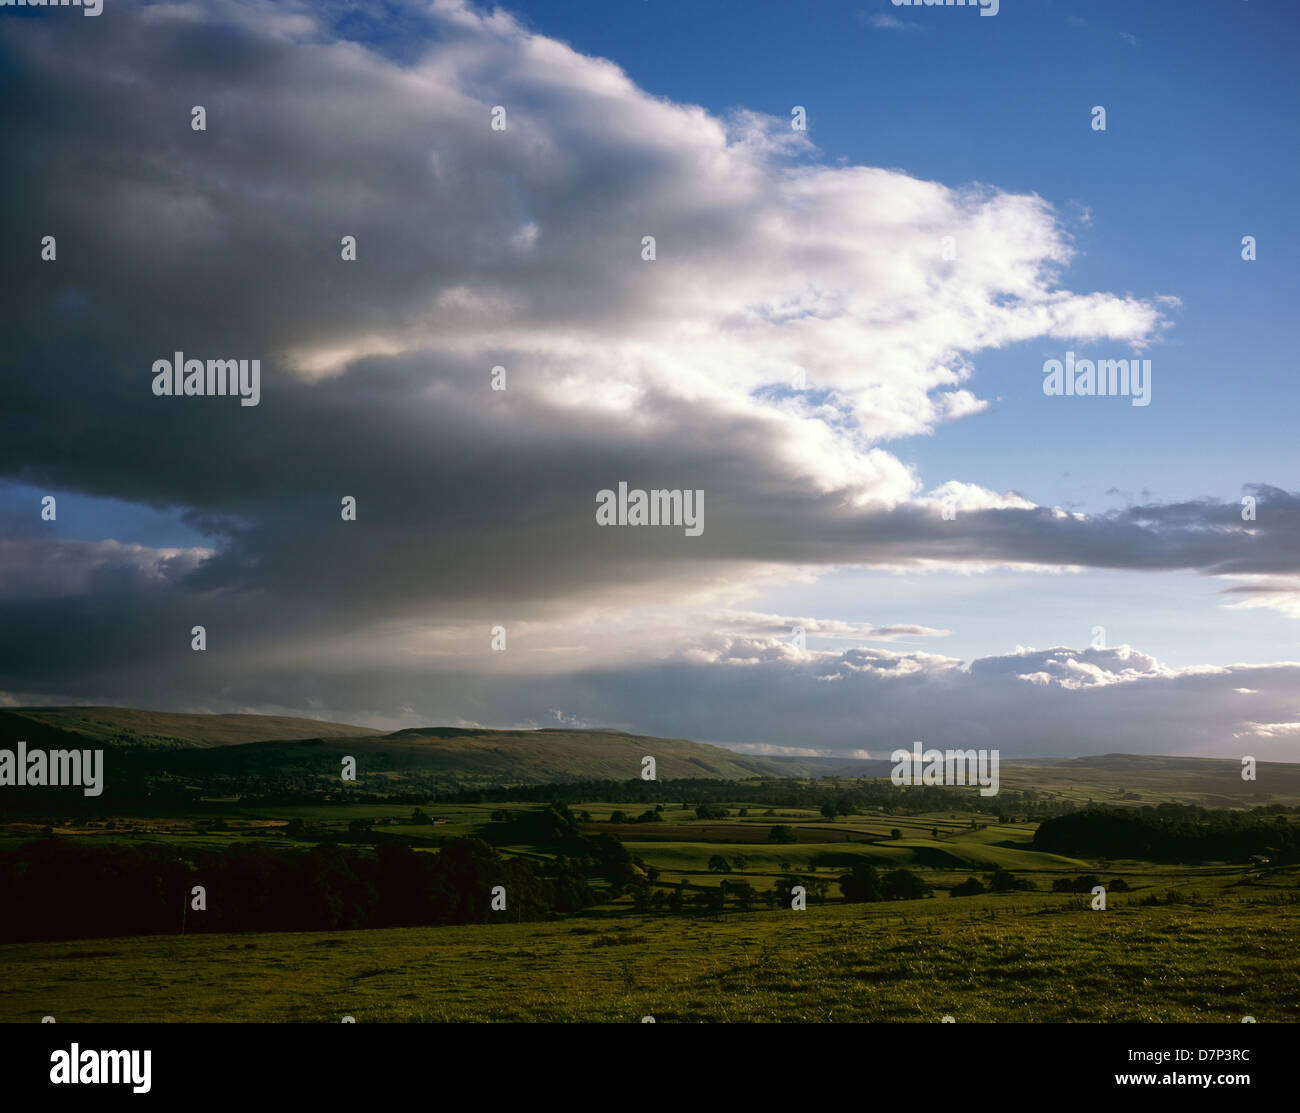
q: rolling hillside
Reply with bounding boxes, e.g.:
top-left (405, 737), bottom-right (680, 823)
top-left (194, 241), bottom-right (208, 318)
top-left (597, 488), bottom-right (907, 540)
top-left (167, 726), bottom-right (810, 786)
top-left (998, 753), bottom-right (1300, 807)
top-left (4, 707), bottom-right (1298, 802)
top-left (0, 707), bottom-right (378, 750)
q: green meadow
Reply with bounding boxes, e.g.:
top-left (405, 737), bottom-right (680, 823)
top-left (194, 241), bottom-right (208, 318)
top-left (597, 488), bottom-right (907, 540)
top-left (5, 873), bottom-right (1296, 1023)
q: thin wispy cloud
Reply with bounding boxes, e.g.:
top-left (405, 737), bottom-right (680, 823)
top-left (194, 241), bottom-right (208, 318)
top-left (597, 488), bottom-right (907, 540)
top-left (863, 12), bottom-right (924, 32)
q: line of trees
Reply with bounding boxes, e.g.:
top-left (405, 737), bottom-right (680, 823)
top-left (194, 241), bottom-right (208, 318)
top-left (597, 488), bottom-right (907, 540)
top-left (0, 835), bottom-right (608, 944)
top-left (838, 863), bottom-right (931, 902)
top-left (948, 868), bottom-right (1038, 896)
top-left (434, 778), bottom-right (1076, 820)
top-left (1033, 805), bottom-right (1300, 863)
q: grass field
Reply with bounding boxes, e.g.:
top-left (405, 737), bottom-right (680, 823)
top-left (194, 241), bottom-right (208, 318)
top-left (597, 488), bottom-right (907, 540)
top-left (6, 873), bottom-right (1296, 1023)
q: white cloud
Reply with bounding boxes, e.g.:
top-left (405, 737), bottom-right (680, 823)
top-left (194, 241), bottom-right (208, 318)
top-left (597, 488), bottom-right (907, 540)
top-left (1234, 722), bottom-right (1300, 741)
top-left (864, 13), bottom-right (924, 33)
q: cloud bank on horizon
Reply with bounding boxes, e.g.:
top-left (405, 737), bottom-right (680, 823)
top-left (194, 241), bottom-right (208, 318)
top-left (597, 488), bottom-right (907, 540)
top-left (1, 0), bottom-right (1296, 760)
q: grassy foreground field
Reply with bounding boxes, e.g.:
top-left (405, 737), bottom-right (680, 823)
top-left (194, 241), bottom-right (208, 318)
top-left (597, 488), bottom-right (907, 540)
top-left (6, 877), bottom-right (1297, 1023)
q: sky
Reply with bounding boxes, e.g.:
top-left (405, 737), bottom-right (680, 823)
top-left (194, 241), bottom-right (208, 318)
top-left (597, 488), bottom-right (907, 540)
top-left (1, 0), bottom-right (1298, 760)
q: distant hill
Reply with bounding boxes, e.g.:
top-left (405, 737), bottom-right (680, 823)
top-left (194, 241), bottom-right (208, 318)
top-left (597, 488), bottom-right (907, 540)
top-left (3, 708), bottom-right (1297, 803)
top-left (997, 752), bottom-right (1300, 807)
top-left (765, 755), bottom-right (895, 777)
top-left (0, 707), bottom-right (378, 751)
top-left (0, 708), bottom-right (831, 787)
top-left (168, 726), bottom-right (816, 786)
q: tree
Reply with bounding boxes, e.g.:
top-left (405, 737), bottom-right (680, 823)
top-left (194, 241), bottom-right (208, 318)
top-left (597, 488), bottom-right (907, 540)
top-left (988, 868), bottom-right (1018, 893)
top-left (586, 834), bottom-right (639, 888)
top-left (772, 876), bottom-right (803, 907)
top-left (821, 803), bottom-right (838, 821)
top-left (708, 854), bottom-right (731, 873)
top-left (731, 854), bottom-right (747, 873)
top-left (411, 809), bottom-right (431, 825)
top-left (950, 876), bottom-right (986, 897)
top-left (838, 863), bottom-right (881, 903)
top-left (890, 828), bottom-right (902, 840)
top-left (881, 869), bottom-right (930, 901)
top-left (695, 885), bottom-right (725, 914)
top-left (768, 825), bottom-right (798, 845)
top-left (609, 810), bottom-right (626, 824)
